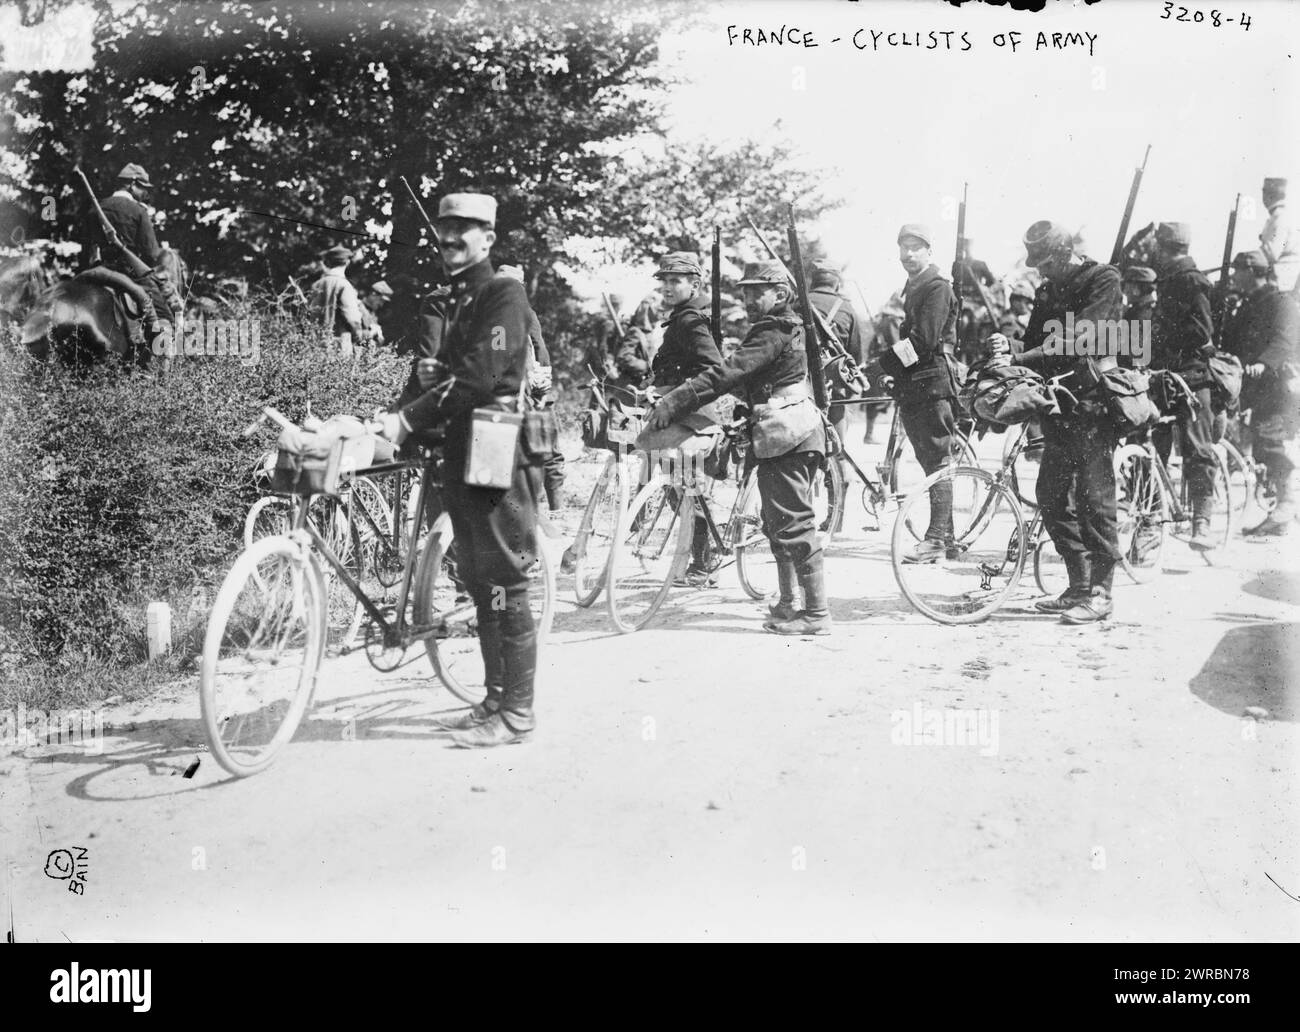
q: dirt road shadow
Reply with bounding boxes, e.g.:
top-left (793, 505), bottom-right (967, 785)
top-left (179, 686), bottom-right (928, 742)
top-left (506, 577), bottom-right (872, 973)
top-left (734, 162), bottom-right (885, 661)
top-left (1189, 621), bottom-right (1297, 722)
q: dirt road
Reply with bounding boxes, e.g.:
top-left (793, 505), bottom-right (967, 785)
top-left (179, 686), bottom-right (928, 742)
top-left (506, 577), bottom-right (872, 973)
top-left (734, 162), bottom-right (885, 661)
top-left (4, 437), bottom-right (1297, 942)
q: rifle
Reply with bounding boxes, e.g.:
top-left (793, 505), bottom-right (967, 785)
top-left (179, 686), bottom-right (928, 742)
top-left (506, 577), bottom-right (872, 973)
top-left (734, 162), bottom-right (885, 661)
top-left (950, 183), bottom-right (1005, 331)
top-left (399, 175), bottom-right (439, 243)
top-left (1214, 193), bottom-right (1241, 345)
top-left (711, 226), bottom-right (722, 348)
top-left (744, 212), bottom-right (871, 398)
top-left (1110, 144), bottom-right (1152, 266)
top-left (785, 207), bottom-right (830, 412)
top-left (73, 165), bottom-right (153, 278)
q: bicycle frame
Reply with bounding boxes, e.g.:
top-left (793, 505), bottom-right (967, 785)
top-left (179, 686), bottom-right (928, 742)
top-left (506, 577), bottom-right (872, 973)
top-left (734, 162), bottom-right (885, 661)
top-left (289, 461), bottom-right (444, 649)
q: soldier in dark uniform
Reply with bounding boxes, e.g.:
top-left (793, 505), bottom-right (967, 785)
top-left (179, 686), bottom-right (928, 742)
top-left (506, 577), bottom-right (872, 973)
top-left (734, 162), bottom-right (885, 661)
top-left (875, 224), bottom-right (961, 564)
top-left (644, 260), bottom-right (830, 635)
top-left (863, 294), bottom-right (904, 443)
top-left (645, 251), bottom-right (725, 585)
top-left (808, 259), bottom-right (863, 529)
top-left (378, 192), bottom-right (541, 748)
top-left (83, 163), bottom-right (181, 327)
top-left (607, 309), bottom-right (653, 403)
top-left (1150, 222), bottom-right (1223, 552)
top-left (1121, 265), bottom-right (1157, 368)
top-left (991, 220), bottom-right (1123, 623)
top-left (1224, 250), bottom-right (1300, 536)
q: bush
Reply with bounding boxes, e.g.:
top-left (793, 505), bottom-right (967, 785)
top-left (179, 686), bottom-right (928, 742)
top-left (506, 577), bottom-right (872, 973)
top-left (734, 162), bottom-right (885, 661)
top-left (0, 300), bottom-right (409, 701)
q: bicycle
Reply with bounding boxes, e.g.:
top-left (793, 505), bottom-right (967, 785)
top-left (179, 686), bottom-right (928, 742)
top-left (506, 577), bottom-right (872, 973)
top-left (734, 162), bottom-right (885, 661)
top-left (1113, 372), bottom-right (1233, 582)
top-left (890, 384), bottom-right (1078, 624)
top-left (603, 419), bottom-right (836, 632)
top-left (826, 396), bottom-right (981, 535)
top-left (201, 407), bottom-right (556, 777)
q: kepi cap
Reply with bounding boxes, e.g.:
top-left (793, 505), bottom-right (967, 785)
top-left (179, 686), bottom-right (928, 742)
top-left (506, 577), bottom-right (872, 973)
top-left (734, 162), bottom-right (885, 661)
top-left (1023, 220), bottom-right (1074, 267)
top-left (436, 192), bottom-right (497, 226)
top-left (369, 280), bottom-right (394, 298)
top-left (322, 244), bottom-right (353, 266)
top-left (1263, 177), bottom-right (1288, 195)
top-left (1155, 222), bottom-right (1191, 248)
top-left (653, 251), bottom-right (703, 279)
top-left (736, 260), bottom-right (792, 286)
top-left (897, 223), bottom-right (932, 248)
top-left (1122, 265), bottom-right (1157, 285)
top-left (1232, 249), bottom-right (1269, 272)
top-left (496, 264), bottom-right (524, 283)
top-left (116, 163), bottom-right (152, 187)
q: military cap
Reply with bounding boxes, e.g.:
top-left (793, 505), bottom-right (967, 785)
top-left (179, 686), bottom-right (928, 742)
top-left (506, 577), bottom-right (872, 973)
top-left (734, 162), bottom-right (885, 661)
top-left (1122, 265), bottom-right (1157, 285)
top-left (116, 163), bottom-right (152, 187)
top-left (1232, 249), bottom-right (1269, 272)
top-left (896, 223), bottom-right (932, 248)
top-left (369, 280), bottom-right (394, 297)
top-left (1263, 177), bottom-right (1288, 196)
top-left (436, 192), bottom-right (497, 226)
top-left (653, 251), bottom-right (703, 279)
top-left (1154, 222), bottom-right (1191, 248)
top-left (736, 260), bottom-right (792, 286)
top-left (321, 244), bottom-right (354, 266)
top-left (496, 264), bottom-right (524, 283)
top-left (1022, 220), bottom-right (1074, 267)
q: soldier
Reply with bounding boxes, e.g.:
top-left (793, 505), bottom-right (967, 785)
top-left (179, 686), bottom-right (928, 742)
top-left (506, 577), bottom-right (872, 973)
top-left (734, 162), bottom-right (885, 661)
top-left (1259, 177), bottom-right (1299, 295)
top-left (1149, 222), bottom-right (1223, 552)
top-left (308, 245), bottom-right (376, 356)
top-left (643, 260), bottom-right (830, 635)
top-left (607, 306), bottom-right (654, 404)
top-left (83, 162), bottom-right (181, 327)
top-left (644, 251), bottom-right (725, 586)
top-left (875, 224), bottom-right (961, 564)
top-left (377, 192), bottom-right (541, 747)
top-left (1224, 250), bottom-right (1300, 536)
top-left (808, 258), bottom-right (864, 529)
top-left (990, 220), bottom-right (1123, 623)
top-left (863, 293), bottom-right (904, 443)
top-left (998, 283), bottom-right (1034, 341)
top-left (1121, 266), bottom-right (1157, 367)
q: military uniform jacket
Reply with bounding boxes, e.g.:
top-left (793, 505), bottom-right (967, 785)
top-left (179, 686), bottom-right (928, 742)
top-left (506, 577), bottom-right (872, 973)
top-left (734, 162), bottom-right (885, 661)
top-left (1014, 259), bottom-right (1122, 382)
top-left (1223, 284), bottom-right (1300, 417)
top-left (659, 306), bottom-right (825, 456)
top-left (400, 259), bottom-right (530, 477)
top-left (651, 294), bottom-right (723, 389)
top-left (1152, 255), bottom-right (1215, 383)
top-left (877, 264), bottom-right (958, 399)
top-left (810, 287), bottom-right (864, 364)
top-left (89, 192), bottom-right (162, 270)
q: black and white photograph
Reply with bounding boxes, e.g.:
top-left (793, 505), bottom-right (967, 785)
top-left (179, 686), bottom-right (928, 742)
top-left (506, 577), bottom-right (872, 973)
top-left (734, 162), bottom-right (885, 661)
top-left (0, 0), bottom-right (1296, 957)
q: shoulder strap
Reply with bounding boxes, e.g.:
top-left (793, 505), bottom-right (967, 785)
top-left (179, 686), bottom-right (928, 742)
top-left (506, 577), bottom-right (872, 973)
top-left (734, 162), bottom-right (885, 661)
top-left (826, 298), bottom-right (844, 324)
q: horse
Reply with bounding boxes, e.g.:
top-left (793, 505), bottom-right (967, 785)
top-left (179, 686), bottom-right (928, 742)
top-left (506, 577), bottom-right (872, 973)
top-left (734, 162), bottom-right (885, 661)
top-left (21, 266), bottom-right (165, 367)
top-left (0, 253), bottom-right (51, 332)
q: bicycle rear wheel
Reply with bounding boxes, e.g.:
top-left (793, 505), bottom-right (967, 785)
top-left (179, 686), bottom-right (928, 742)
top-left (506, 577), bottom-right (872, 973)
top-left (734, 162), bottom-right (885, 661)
top-left (308, 497), bottom-right (365, 650)
top-left (1114, 443), bottom-right (1166, 583)
top-left (892, 467), bottom-right (1027, 624)
top-left (606, 478), bottom-right (691, 633)
top-left (1218, 440), bottom-right (1254, 520)
top-left (572, 454), bottom-right (627, 607)
top-left (1032, 531), bottom-right (1068, 598)
top-left (199, 535), bottom-right (325, 777)
top-left (349, 475), bottom-right (402, 588)
top-left (1181, 445), bottom-right (1233, 562)
top-left (732, 469), bottom-right (775, 601)
top-left (413, 516), bottom-right (554, 705)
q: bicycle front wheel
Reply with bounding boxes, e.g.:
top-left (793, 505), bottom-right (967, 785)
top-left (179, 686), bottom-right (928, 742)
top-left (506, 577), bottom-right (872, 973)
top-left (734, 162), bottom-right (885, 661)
top-left (892, 466), bottom-right (1028, 624)
top-left (199, 535), bottom-right (326, 777)
top-left (1114, 443), bottom-right (1166, 583)
top-left (606, 478), bottom-right (691, 633)
top-left (1184, 445), bottom-right (1233, 562)
top-left (572, 454), bottom-right (628, 607)
top-left (244, 495), bottom-right (292, 551)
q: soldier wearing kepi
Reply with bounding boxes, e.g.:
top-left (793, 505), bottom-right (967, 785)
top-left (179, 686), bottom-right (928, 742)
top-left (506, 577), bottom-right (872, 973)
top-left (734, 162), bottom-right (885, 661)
top-left (1224, 249), bottom-right (1300, 536)
top-left (644, 251), bottom-right (725, 586)
top-left (377, 192), bottom-right (541, 747)
top-left (991, 220), bottom-right (1124, 623)
top-left (1150, 221), bottom-right (1224, 552)
top-left (83, 163), bottom-right (182, 327)
top-left (1120, 266), bottom-right (1157, 368)
top-left (808, 258), bottom-right (864, 530)
top-left (643, 260), bottom-right (830, 635)
top-left (876, 224), bottom-right (961, 564)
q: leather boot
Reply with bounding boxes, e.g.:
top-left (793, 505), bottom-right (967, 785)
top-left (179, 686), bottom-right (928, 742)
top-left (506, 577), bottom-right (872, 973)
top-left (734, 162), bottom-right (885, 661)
top-left (925, 476), bottom-right (954, 545)
top-left (674, 517), bottom-right (718, 587)
top-left (1035, 551), bottom-right (1092, 613)
top-left (452, 592), bottom-right (535, 746)
top-left (1061, 557), bottom-right (1114, 624)
top-left (767, 559), bottom-right (800, 622)
top-left (1187, 514), bottom-right (1218, 552)
top-left (765, 552), bottom-right (831, 635)
top-left (434, 605), bottom-right (502, 731)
